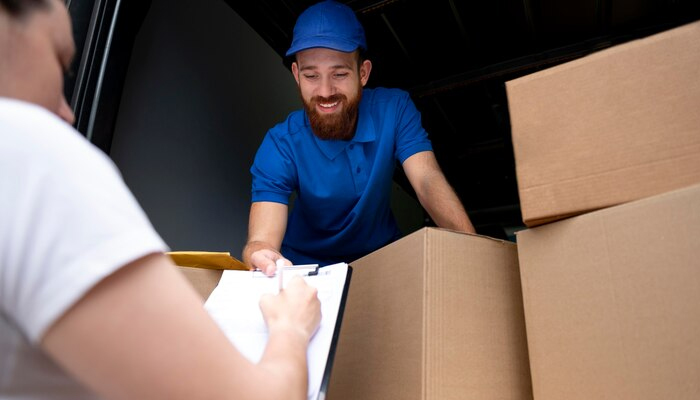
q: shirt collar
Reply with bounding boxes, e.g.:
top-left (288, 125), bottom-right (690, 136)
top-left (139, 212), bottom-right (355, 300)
top-left (310, 92), bottom-right (376, 160)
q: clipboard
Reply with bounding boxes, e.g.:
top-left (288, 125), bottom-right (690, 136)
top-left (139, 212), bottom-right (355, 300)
top-left (203, 262), bottom-right (352, 400)
top-left (317, 263), bottom-right (352, 400)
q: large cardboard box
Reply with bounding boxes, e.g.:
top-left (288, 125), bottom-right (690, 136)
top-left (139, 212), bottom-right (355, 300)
top-left (517, 183), bottom-right (700, 400)
top-left (506, 20), bottom-right (700, 227)
top-left (328, 227), bottom-right (532, 400)
top-left (176, 266), bottom-right (223, 300)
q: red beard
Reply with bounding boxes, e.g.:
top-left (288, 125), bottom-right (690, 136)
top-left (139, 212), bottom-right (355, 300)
top-left (303, 90), bottom-right (362, 141)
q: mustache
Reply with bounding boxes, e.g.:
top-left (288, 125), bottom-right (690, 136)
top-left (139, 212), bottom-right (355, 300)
top-left (311, 94), bottom-right (347, 105)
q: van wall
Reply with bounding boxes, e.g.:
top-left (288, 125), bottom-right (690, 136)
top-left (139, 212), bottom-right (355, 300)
top-left (110, 0), bottom-right (300, 257)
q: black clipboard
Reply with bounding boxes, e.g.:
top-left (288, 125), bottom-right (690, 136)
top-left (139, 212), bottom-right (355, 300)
top-left (316, 264), bottom-right (352, 400)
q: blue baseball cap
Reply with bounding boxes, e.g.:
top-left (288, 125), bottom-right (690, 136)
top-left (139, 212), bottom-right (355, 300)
top-left (286, 0), bottom-right (367, 57)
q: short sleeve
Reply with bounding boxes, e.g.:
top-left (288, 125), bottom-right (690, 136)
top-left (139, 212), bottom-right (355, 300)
top-left (250, 130), bottom-right (298, 204)
top-left (393, 92), bottom-right (433, 164)
top-left (0, 102), bottom-right (167, 343)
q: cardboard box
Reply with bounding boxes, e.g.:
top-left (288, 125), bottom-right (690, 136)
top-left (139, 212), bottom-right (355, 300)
top-left (328, 227), bottom-right (532, 400)
top-left (176, 266), bottom-right (223, 300)
top-left (517, 183), bottom-right (700, 400)
top-left (506, 21), bottom-right (700, 227)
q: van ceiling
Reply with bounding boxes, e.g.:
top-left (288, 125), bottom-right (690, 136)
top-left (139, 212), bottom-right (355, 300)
top-left (224, 0), bottom-right (700, 238)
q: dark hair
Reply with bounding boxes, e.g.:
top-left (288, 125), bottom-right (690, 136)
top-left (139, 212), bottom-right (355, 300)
top-left (0, 0), bottom-right (50, 17)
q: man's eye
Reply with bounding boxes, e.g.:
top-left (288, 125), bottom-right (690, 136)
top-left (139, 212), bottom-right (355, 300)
top-left (334, 73), bottom-right (349, 79)
top-left (304, 74), bottom-right (319, 80)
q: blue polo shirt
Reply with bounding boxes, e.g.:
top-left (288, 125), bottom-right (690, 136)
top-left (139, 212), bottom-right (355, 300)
top-left (250, 87), bottom-right (432, 265)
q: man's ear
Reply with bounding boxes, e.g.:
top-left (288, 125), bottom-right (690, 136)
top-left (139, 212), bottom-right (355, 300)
top-left (359, 59), bottom-right (372, 87)
top-left (291, 62), bottom-right (300, 85)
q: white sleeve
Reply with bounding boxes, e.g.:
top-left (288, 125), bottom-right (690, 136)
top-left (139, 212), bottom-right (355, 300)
top-left (0, 100), bottom-right (168, 343)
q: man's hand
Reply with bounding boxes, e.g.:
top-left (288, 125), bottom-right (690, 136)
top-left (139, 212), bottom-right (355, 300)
top-left (260, 276), bottom-right (321, 343)
top-left (250, 249), bottom-right (291, 276)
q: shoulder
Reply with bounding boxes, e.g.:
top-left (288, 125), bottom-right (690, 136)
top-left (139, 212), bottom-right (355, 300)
top-left (258, 109), bottom-right (315, 160)
top-left (361, 88), bottom-right (417, 117)
top-left (253, 109), bottom-right (310, 167)
top-left (0, 98), bottom-right (167, 343)
top-left (266, 109), bottom-right (310, 140)
top-left (0, 98), bottom-right (137, 225)
top-left (0, 98), bottom-right (117, 178)
top-left (362, 87), bottom-right (412, 103)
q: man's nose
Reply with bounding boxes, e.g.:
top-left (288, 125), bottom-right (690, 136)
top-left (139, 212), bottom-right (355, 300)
top-left (317, 76), bottom-right (336, 98)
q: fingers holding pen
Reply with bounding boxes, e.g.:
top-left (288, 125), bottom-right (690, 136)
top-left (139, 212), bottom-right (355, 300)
top-left (260, 276), bottom-right (321, 343)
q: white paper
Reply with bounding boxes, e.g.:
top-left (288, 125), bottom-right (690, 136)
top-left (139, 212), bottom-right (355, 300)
top-left (204, 262), bottom-right (349, 400)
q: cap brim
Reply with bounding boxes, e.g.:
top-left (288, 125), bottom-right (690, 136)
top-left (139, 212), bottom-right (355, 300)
top-left (285, 37), bottom-right (363, 57)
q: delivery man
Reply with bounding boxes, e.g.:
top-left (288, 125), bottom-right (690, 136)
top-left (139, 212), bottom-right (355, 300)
top-left (244, 0), bottom-right (474, 274)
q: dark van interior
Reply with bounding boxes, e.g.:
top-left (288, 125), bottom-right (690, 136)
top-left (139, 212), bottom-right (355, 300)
top-left (64, 0), bottom-right (700, 248)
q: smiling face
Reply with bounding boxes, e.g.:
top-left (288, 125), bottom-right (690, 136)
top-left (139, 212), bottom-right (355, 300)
top-left (0, 0), bottom-right (75, 124)
top-left (292, 47), bottom-right (371, 141)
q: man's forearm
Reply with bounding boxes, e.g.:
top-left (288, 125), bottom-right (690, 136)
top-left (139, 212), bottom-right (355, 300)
top-left (244, 201), bottom-right (290, 269)
top-left (418, 175), bottom-right (475, 234)
top-left (403, 152), bottom-right (475, 234)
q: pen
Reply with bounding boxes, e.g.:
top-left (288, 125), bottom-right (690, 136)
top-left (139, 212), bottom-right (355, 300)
top-left (276, 259), bottom-right (285, 292)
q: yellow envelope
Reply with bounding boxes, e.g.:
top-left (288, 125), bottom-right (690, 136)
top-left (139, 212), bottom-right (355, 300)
top-left (167, 251), bottom-right (249, 271)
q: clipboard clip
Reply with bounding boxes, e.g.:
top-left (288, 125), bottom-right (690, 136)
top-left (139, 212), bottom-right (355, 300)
top-left (251, 264), bottom-right (320, 277)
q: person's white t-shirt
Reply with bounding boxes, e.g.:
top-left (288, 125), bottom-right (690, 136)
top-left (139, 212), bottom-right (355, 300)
top-left (0, 98), bottom-right (168, 399)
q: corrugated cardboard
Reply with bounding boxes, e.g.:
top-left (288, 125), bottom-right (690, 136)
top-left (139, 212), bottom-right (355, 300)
top-left (506, 20), bottom-right (700, 227)
top-left (517, 183), bottom-right (700, 400)
top-left (328, 227), bottom-right (532, 400)
top-left (176, 266), bottom-right (223, 300)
